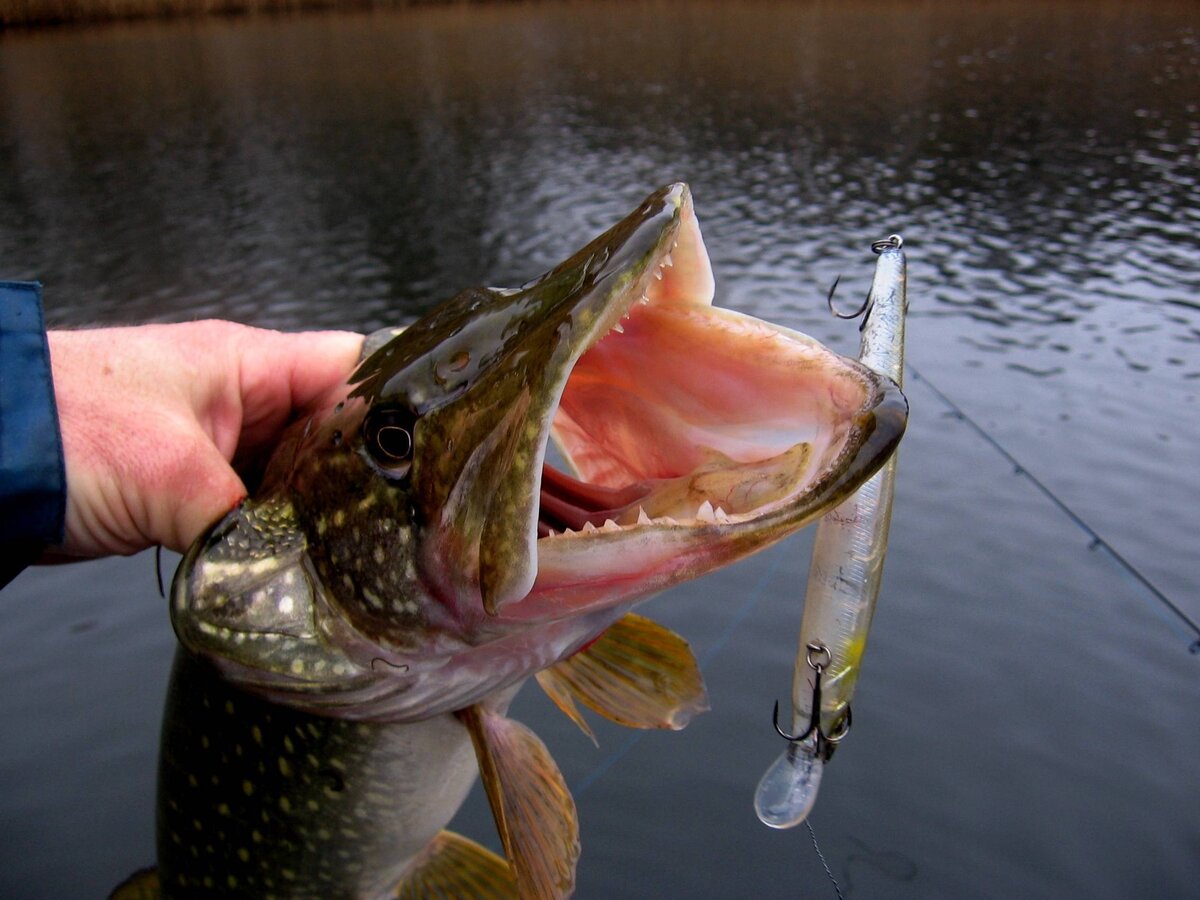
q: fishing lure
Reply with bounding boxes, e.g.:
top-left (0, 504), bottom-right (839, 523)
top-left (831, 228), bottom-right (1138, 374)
top-left (755, 235), bottom-right (908, 828)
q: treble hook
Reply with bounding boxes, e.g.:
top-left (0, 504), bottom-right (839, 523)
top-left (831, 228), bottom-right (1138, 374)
top-left (826, 233), bottom-right (904, 331)
top-left (772, 642), bottom-right (852, 762)
top-left (826, 274), bottom-right (871, 323)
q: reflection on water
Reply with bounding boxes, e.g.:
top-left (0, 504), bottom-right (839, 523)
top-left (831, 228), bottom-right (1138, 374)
top-left (1, 2), bottom-right (1197, 897)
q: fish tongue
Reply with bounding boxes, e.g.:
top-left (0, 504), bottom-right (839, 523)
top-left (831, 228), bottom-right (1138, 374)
top-left (457, 703), bottom-right (580, 899)
top-left (537, 464), bottom-right (650, 534)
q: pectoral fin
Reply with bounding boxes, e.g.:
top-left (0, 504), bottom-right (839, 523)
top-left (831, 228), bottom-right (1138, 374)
top-left (458, 705), bottom-right (580, 899)
top-left (534, 668), bottom-right (598, 746)
top-left (537, 613), bottom-right (710, 733)
top-left (395, 829), bottom-right (517, 899)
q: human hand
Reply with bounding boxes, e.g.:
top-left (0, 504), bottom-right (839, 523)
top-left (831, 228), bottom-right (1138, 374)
top-left (47, 320), bottom-right (363, 559)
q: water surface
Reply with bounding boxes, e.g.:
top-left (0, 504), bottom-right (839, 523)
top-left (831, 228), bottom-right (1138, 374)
top-left (1, 2), bottom-right (1197, 897)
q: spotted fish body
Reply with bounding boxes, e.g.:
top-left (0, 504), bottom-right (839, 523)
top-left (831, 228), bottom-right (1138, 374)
top-left (150, 184), bottom-right (907, 898)
top-left (151, 653), bottom-right (496, 898)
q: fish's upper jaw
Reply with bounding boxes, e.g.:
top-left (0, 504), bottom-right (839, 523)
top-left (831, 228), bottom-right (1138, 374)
top-left (477, 182), bottom-right (716, 614)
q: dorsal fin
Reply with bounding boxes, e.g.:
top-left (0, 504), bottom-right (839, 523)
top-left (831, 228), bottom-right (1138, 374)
top-left (457, 705), bottom-right (580, 899)
top-left (360, 326), bottom-right (407, 362)
top-left (536, 613), bottom-right (709, 736)
top-left (395, 829), bottom-right (518, 899)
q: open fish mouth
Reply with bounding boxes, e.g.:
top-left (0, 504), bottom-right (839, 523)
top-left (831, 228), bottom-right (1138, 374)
top-left (504, 184), bottom-right (907, 621)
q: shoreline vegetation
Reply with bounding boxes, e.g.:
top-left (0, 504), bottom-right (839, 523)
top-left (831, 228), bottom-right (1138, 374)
top-left (0, 0), bottom-right (1161, 31)
top-left (1, 0), bottom-right (496, 29)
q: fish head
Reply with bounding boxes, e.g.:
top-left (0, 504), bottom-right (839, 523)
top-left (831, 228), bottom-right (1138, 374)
top-left (171, 183), bottom-right (906, 718)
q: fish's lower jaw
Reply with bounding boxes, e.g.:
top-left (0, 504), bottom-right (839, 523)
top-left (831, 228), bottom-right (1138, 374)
top-left (540, 499), bottom-right (739, 539)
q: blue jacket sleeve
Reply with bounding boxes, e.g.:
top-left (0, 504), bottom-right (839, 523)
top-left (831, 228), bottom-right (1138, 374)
top-left (1, 282), bottom-right (66, 588)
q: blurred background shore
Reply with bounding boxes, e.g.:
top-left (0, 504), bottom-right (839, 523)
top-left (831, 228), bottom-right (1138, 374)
top-left (8, 0), bottom-right (463, 30)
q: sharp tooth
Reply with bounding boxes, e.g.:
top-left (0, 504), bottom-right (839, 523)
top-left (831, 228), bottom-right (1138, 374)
top-left (612, 321), bottom-right (625, 334)
top-left (637, 507), bottom-right (652, 525)
top-left (714, 506), bottom-right (730, 523)
top-left (663, 252), bottom-right (673, 267)
top-left (583, 521), bottom-right (598, 533)
top-left (697, 500), bottom-right (716, 523)
top-left (653, 268), bottom-right (664, 280)
top-left (602, 519), bottom-right (621, 532)
top-left (640, 292), bottom-right (650, 305)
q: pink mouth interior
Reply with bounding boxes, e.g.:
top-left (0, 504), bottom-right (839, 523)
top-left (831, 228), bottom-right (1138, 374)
top-left (536, 243), bottom-right (870, 537)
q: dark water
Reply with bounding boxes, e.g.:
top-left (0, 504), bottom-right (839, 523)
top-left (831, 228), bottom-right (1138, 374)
top-left (2, 2), bottom-right (1198, 896)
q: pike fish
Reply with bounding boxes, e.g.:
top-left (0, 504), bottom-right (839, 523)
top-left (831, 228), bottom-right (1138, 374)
top-left (755, 235), bottom-right (908, 829)
top-left (120, 185), bottom-right (906, 898)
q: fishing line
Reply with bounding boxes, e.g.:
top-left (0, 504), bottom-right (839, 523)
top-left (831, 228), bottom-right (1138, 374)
top-left (154, 545), bottom-right (165, 599)
top-left (698, 542), bottom-right (787, 670)
top-left (370, 657), bottom-right (409, 673)
top-left (906, 362), bottom-right (1200, 654)
top-left (573, 544), bottom-right (787, 798)
top-left (571, 543), bottom-right (845, 894)
top-left (806, 820), bottom-right (845, 900)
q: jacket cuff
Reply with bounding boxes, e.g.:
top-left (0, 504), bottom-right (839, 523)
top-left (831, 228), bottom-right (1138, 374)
top-left (0, 282), bottom-right (66, 581)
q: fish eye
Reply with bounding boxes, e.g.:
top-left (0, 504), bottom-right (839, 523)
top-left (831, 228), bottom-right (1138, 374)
top-left (363, 405), bottom-right (415, 476)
